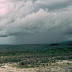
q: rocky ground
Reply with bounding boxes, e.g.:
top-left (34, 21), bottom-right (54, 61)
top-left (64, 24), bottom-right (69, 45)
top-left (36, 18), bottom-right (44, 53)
top-left (0, 60), bottom-right (72, 72)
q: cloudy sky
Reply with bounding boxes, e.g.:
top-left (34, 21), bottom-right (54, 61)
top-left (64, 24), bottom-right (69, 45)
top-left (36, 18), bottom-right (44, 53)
top-left (0, 0), bottom-right (72, 44)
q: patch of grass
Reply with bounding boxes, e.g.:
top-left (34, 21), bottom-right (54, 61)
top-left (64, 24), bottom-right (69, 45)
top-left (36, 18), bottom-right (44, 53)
top-left (17, 58), bottom-right (57, 68)
top-left (0, 56), bottom-right (22, 63)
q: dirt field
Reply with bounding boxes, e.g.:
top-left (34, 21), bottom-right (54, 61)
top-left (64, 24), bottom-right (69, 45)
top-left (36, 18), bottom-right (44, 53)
top-left (0, 60), bottom-right (72, 72)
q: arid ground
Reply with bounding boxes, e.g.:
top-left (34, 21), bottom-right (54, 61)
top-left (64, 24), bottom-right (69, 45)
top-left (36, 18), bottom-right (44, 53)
top-left (0, 60), bottom-right (72, 72)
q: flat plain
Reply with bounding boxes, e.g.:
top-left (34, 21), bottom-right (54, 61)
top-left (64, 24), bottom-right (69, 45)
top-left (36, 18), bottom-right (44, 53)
top-left (0, 41), bottom-right (72, 72)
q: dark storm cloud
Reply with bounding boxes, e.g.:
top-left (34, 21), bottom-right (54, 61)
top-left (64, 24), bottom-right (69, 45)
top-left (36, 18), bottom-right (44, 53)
top-left (0, 0), bottom-right (72, 44)
top-left (36, 0), bottom-right (72, 11)
top-left (64, 29), bottom-right (72, 35)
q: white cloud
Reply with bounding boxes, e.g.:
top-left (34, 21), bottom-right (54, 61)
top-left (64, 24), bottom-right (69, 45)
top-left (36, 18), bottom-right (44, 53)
top-left (0, 6), bottom-right (71, 37)
top-left (7, 9), bottom-right (56, 34)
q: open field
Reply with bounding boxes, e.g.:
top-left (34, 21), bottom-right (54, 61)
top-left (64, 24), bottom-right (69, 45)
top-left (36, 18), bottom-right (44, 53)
top-left (0, 41), bottom-right (72, 72)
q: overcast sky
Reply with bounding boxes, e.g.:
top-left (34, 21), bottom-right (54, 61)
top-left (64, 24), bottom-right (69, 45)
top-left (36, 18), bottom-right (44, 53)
top-left (0, 0), bottom-right (72, 44)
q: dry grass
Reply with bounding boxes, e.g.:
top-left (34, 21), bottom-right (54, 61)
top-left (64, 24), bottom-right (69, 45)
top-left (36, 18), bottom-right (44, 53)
top-left (0, 60), bottom-right (72, 72)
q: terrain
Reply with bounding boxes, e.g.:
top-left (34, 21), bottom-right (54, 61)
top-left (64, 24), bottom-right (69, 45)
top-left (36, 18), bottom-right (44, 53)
top-left (0, 41), bottom-right (72, 72)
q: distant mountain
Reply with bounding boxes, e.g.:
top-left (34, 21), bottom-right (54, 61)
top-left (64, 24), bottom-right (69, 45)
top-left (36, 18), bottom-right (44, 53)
top-left (0, 41), bottom-right (72, 50)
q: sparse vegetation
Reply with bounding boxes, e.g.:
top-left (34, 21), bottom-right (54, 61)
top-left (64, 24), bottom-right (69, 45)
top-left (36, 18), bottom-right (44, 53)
top-left (0, 41), bottom-right (72, 68)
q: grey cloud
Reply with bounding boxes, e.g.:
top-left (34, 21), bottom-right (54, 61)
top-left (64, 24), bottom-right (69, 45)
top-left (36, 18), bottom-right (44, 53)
top-left (35, 0), bottom-right (72, 11)
top-left (0, 0), bottom-right (72, 44)
top-left (64, 28), bottom-right (72, 35)
top-left (1, 7), bottom-right (72, 37)
top-left (0, 31), bottom-right (8, 37)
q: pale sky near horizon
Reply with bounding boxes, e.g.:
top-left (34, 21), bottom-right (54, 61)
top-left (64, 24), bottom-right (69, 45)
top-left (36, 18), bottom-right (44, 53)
top-left (0, 0), bottom-right (72, 44)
